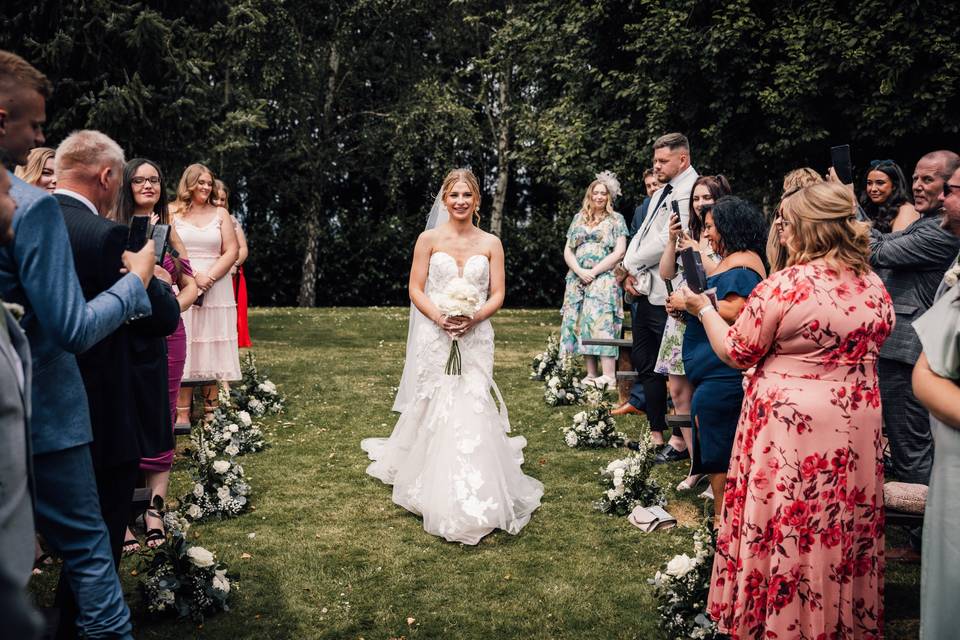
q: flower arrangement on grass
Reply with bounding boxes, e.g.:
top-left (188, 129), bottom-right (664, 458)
top-left (530, 333), bottom-right (561, 381)
top-left (648, 522), bottom-right (720, 640)
top-left (543, 351), bottom-right (585, 406)
top-left (563, 386), bottom-right (626, 448)
top-left (594, 430), bottom-right (665, 515)
top-left (180, 427), bottom-right (251, 521)
top-left (197, 385), bottom-right (266, 456)
top-left (231, 352), bottom-right (285, 416)
top-left (138, 528), bottom-right (233, 622)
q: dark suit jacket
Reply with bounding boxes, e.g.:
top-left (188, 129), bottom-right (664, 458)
top-left (870, 213), bottom-right (960, 365)
top-left (629, 196), bottom-right (652, 238)
top-left (56, 194), bottom-right (180, 467)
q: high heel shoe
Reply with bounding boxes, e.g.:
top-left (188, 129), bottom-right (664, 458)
top-left (676, 474), bottom-right (707, 492)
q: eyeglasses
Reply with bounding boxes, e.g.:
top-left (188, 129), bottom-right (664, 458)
top-left (869, 159), bottom-right (895, 168)
top-left (944, 183), bottom-right (960, 197)
top-left (131, 176), bottom-right (160, 186)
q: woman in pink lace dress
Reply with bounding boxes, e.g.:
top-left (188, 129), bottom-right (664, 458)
top-left (678, 182), bottom-right (892, 639)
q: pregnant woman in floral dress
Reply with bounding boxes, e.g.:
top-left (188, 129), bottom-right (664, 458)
top-left (560, 173), bottom-right (628, 388)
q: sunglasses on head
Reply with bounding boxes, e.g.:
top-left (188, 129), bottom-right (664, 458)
top-left (869, 159), bottom-right (895, 168)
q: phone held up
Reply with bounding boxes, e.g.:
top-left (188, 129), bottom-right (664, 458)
top-left (126, 216), bottom-right (172, 265)
top-left (830, 144), bottom-right (854, 185)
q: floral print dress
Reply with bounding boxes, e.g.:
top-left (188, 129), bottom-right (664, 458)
top-left (708, 263), bottom-right (892, 640)
top-left (560, 212), bottom-right (628, 357)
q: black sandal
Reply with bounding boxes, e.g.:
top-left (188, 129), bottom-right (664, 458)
top-left (144, 508), bottom-right (166, 548)
top-left (122, 536), bottom-right (141, 556)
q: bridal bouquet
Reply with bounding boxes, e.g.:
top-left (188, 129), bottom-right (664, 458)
top-left (530, 333), bottom-right (561, 381)
top-left (431, 277), bottom-right (482, 375)
top-left (594, 432), bottom-right (665, 515)
top-left (649, 522), bottom-right (720, 640)
top-left (543, 351), bottom-right (586, 406)
top-left (563, 386), bottom-right (626, 448)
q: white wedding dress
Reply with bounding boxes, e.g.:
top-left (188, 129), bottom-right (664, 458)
top-left (361, 252), bottom-right (544, 545)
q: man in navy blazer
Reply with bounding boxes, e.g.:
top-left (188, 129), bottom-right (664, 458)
top-left (0, 50), bottom-right (157, 639)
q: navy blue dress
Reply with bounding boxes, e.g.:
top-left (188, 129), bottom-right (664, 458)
top-left (682, 267), bottom-right (763, 474)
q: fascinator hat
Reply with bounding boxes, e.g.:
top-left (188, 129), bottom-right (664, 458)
top-left (595, 170), bottom-right (621, 200)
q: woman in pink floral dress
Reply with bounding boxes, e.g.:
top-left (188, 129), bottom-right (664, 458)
top-left (677, 182), bottom-right (893, 639)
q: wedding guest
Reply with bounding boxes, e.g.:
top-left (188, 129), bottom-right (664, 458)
top-left (1, 50), bottom-right (155, 640)
top-left (113, 158), bottom-right (198, 552)
top-left (656, 175), bottom-right (731, 487)
top-left (13, 146), bottom-right (56, 192)
top-left (670, 196), bottom-right (766, 515)
top-left (172, 163), bottom-right (241, 413)
top-left (681, 181), bottom-right (890, 639)
top-left (768, 168), bottom-right (822, 272)
top-left (212, 179), bottom-right (251, 348)
top-left (560, 172), bottom-right (628, 387)
top-left (55, 131), bottom-right (181, 636)
top-left (0, 160), bottom-right (43, 640)
top-left (913, 161), bottom-right (960, 639)
top-left (629, 168), bottom-right (662, 237)
top-left (860, 159), bottom-right (918, 232)
top-left (617, 133), bottom-right (698, 455)
top-left (871, 151), bottom-right (960, 494)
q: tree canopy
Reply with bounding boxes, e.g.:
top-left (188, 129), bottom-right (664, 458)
top-left (5, 0), bottom-right (959, 306)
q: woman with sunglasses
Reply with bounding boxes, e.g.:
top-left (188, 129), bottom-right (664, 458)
top-left (113, 159), bottom-right (198, 552)
top-left (860, 159), bottom-right (918, 233)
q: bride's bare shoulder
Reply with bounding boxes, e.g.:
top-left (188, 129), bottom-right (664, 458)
top-left (479, 230), bottom-right (503, 256)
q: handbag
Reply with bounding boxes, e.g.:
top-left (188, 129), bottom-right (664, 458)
top-left (634, 269), bottom-right (653, 296)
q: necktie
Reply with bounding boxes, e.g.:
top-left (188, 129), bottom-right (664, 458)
top-left (651, 183), bottom-right (673, 217)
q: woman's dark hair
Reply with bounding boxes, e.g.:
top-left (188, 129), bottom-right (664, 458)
top-left (688, 174), bottom-right (732, 240)
top-left (858, 160), bottom-right (911, 233)
top-left (708, 195), bottom-right (769, 271)
top-left (115, 158), bottom-right (169, 225)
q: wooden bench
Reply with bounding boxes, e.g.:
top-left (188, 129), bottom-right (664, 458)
top-left (582, 338), bottom-right (633, 404)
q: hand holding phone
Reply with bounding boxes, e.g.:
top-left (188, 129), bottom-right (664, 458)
top-left (680, 247), bottom-right (708, 293)
top-left (830, 144), bottom-right (853, 185)
top-left (127, 216), bottom-right (150, 252)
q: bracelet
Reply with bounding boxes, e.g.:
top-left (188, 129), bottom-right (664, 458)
top-left (697, 304), bottom-right (717, 321)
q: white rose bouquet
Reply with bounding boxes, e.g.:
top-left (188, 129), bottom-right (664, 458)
top-left (594, 432), bottom-right (665, 516)
top-left (649, 521), bottom-right (720, 639)
top-left (193, 385), bottom-right (266, 457)
top-left (181, 422), bottom-right (251, 521)
top-left (543, 351), bottom-right (586, 406)
top-left (430, 277), bottom-right (482, 375)
top-left (562, 386), bottom-right (626, 448)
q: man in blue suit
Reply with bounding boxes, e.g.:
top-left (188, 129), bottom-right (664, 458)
top-left (0, 50), bottom-right (157, 639)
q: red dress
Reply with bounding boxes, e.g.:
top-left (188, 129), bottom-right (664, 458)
top-left (708, 263), bottom-right (892, 639)
top-left (234, 265), bottom-right (251, 348)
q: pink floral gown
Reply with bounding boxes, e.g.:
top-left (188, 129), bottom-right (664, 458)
top-left (708, 263), bottom-right (893, 640)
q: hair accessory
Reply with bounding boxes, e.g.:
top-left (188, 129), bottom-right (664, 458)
top-left (595, 170), bottom-right (621, 199)
top-left (869, 159), bottom-right (895, 168)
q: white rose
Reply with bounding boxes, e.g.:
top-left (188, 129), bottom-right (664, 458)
top-left (217, 485), bottom-right (231, 502)
top-left (225, 444), bottom-right (240, 456)
top-left (573, 412), bottom-right (586, 422)
top-left (548, 376), bottom-right (560, 388)
top-left (605, 488), bottom-right (617, 500)
top-left (158, 588), bottom-right (176, 605)
top-left (193, 483), bottom-right (204, 498)
top-left (186, 504), bottom-right (203, 519)
top-left (186, 546), bottom-right (215, 568)
top-left (212, 460), bottom-right (231, 474)
top-left (564, 431), bottom-right (578, 447)
top-left (227, 423), bottom-right (240, 433)
top-left (213, 569), bottom-right (230, 593)
top-left (665, 553), bottom-right (696, 578)
top-left (596, 420), bottom-right (606, 429)
top-left (237, 411), bottom-right (252, 426)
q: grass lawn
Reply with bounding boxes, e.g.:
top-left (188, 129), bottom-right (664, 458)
top-left (30, 307), bottom-right (921, 639)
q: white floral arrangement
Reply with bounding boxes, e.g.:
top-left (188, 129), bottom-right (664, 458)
top-left (543, 351), bottom-right (586, 406)
top-left (179, 430), bottom-right (251, 521)
top-left (648, 522), bottom-right (720, 640)
top-left (138, 529), bottom-right (232, 622)
top-left (430, 276), bottom-right (482, 375)
top-left (530, 333), bottom-right (561, 381)
top-left (196, 385), bottom-right (266, 457)
top-left (944, 255), bottom-right (960, 288)
top-left (231, 352), bottom-right (285, 416)
top-left (563, 386), bottom-right (626, 448)
top-left (594, 431), bottom-right (665, 515)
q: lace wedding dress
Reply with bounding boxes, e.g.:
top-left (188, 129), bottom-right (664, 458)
top-left (361, 252), bottom-right (544, 545)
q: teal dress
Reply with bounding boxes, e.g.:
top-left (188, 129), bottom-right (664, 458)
top-left (915, 283), bottom-right (960, 640)
top-left (560, 212), bottom-right (628, 357)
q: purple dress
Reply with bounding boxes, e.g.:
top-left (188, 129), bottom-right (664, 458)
top-left (140, 255), bottom-right (192, 472)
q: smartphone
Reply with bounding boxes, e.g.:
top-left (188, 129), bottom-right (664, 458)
top-left (127, 216), bottom-right (150, 252)
top-left (680, 247), bottom-right (708, 293)
top-left (151, 223), bottom-right (171, 264)
top-left (830, 144), bottom-right (853, 184)
top-left (194, 293), bottom-right (204, 307)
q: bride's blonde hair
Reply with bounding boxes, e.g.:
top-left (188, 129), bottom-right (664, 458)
top-left (441, 168), bottom-right (481, 227)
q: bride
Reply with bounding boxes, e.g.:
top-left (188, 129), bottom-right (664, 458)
top-left (361, 168), bottom-right (543, 545)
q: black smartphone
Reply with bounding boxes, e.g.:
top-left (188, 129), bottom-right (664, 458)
top-left (194, 293), bottom-right (204, 307)
top-left (830, 144), bottom-right (853, 184)
top-left (151, 223), bottom-right (171, 264)
top-left (127, 216), bottom-right (150, 252)
top-left (680, 247), bottom-right (708, 293)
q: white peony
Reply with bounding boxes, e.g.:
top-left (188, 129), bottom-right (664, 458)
top-left (186, 504), bottom-right (203, 519)
top-left (548, 376), bottom-right (560, 388)
top-left (225, 444), bottom-right (240, 456)
top-left (227, 423), bottom-right (239, 433)
top-left (213, 568), bottom-right (230, 593)
top-left (193, 483), bottom-right (204, 498)
top-left (258, 380), bottom-right (277, 395)
top-left (665, 553), bottom-right (696, 578)
top-left (237, 411), bottom-right (252, 426)
top-left (597, 420), bottom-right (606, 429)
top-left (564, 431), bottom-right (578, 447)
top-left (433, 277), bottom-right (482, 317)
top-left (573, 411), bottom-right (586, 422)
top-left (606, 488), bottom-right (618, 500)
top-left (212, 460), bottom-right (231, 474)
top-left (606, 459), bottom-right (627, 472)
top-left (186, 546), bottom-right (215, 568)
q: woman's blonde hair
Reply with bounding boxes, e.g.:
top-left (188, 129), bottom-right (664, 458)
top-left (213, 179), bottom-right (230, 210)
top-left (171, 163), bottom-right (214, 215)
top-left (767, 168), bottom-right (827, 272)
top-left (440, 168), bottom-right (481, 226)
top-left (579, 179), bottom-right (614, 226)
top-left (780, 182), bottom-right (871, 275)
top-left (781, 167), bottom-right (823, 195)
top-left (14, 146), bottom-right (55, 186)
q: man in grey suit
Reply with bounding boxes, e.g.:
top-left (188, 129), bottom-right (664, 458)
top-left (0, 162), bottom-right (42, 640)
top-left (871, 150), bottom-right (960, 492)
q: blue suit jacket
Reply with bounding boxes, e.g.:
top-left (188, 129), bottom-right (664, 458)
top-left (0, 175), bottom-right (151, 455)
top-left (629, 196), bottom-right (652, 238)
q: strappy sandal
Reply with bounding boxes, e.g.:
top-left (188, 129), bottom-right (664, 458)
top-left (122, 535), bottom-right (141, 556)
top-left (143, 508), bottom-right (166, 548)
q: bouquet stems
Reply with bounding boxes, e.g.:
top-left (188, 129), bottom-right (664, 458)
top-left (445, 340), bottom-right (462, 375)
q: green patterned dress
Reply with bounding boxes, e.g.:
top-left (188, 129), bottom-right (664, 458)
top-left (560, 212), bottom-right (628, 357)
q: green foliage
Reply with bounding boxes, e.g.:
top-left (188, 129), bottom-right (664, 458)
top-left (4, 1), bottom-right (960, 306)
